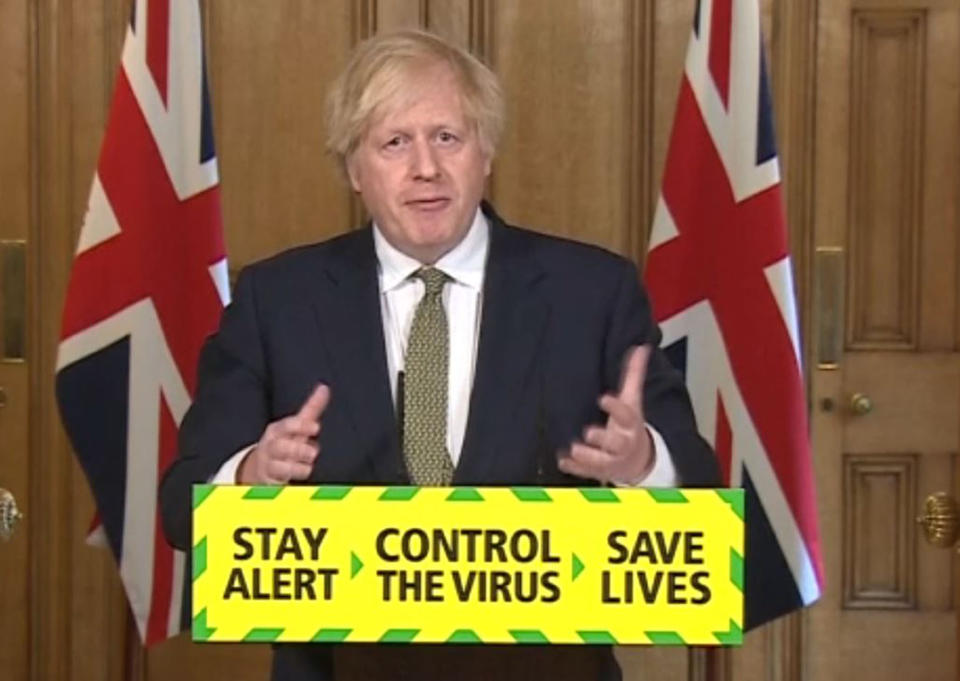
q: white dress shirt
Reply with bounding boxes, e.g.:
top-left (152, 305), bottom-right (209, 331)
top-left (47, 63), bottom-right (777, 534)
top-left (213, 208), bottom-right (676, 485)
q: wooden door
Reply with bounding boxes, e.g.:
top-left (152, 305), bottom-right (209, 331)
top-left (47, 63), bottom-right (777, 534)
top-left (0, 0), bottom-right (31, 678)
top-left (807, 1), bottom-right (960, 680)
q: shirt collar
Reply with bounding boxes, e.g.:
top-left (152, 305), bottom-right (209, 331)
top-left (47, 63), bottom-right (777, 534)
top-left (373, 208), bottom-right (489, 292)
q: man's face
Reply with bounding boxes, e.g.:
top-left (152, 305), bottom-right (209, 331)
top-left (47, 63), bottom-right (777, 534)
top-left (347, 64), bottom-right (491, 264)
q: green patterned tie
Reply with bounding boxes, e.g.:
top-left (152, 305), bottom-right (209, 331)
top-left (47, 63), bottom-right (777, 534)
top-left (403, 267), bottom-right (454, 485)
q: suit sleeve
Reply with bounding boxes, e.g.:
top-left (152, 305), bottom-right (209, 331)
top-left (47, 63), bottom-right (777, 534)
top-left (159, 267), bottom-right (272, 549)
top-left (604, 259), bottom-right (720, 487)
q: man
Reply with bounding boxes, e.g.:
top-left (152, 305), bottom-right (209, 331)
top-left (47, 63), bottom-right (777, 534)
top-left (160, 29), bottom-right (717, 681)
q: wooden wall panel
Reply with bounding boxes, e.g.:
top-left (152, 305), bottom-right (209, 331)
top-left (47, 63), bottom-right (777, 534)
top-left (48, 2), bottom-right (134, 681)
top-left (488, 0), bottom-right (635, 255)
top-left (770, 0), bottom-right (818, 361)
top-left (65, 1), bottom-right (131, 677)
top-left (31, 0), bottom-right (127, 678)
top-left (651, 0), bottom-right (694, 249)
top-left (847, 11), bottom-right (924, 350)
top-left (375, 0), bottom-right (424, 31)
top-left (425, 0), bottom-right (475, 50)
top-left (205, 0), bottom-right (355, 270)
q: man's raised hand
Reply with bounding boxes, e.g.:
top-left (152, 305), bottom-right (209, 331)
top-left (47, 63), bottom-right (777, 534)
top-left (557, 346), bottom-right (654, 484)
top-left (238, 384), bottom-right (330, 484)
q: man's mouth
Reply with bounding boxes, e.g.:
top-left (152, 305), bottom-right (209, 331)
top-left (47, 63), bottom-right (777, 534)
top-left (406, 197), bottom-right (451, 211)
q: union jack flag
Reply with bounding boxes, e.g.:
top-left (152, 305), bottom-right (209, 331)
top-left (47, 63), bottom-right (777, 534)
top-left (644, 0), bottom-right (823, 627)
top-left (55, 0), bottom-right (228, 644)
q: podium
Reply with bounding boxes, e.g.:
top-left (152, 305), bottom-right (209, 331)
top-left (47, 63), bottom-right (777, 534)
top-left (191, 485), bottom-right (743, 679)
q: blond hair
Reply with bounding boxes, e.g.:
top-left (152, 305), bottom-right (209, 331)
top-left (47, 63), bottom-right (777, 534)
top-left (326, 30), bottom-right (504, 164)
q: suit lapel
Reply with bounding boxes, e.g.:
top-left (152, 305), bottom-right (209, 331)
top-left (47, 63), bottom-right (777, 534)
top-left (310, 229), bottom-right (404, 482)
top-left (455, 215), bottom-right (548, 483)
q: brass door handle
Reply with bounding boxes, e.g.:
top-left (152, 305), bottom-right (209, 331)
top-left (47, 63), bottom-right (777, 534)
top-left (0, 488), bottom-right (22, 541)
top-left (849, 392), bottom-right (873, 415)
top-left (917, 492), bottom-right (959, 549)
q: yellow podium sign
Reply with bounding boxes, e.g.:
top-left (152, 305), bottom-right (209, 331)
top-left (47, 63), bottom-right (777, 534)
top-left (191, 485), bottom-right (743, 646)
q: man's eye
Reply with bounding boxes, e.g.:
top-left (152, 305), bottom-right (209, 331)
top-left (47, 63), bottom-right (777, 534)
top-left (437, 131), bottom-right (459, 144)
top-left (383, 136), bottom-right (404, 150)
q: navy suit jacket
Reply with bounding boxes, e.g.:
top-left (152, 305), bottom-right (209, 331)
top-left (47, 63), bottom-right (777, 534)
top-left (160, 205), bottom-right (718, 680)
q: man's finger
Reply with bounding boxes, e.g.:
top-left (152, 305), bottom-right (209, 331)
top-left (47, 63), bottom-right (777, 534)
top-left (266, 458), bottom-right (313, 483)
top-left (599, 394), bottom-right (640, 430)
top-left (297, 384), bottom-right (331, 422)
top-left (557, 455), bottom-right (592, 481)
top-left (265, 458), bottom-right (293, 484)
top-left (583, 424), bottom-right (628, 456)
top-left (275, 439), bottom-right (317, 464)
top-left (568, 442), bottom-right (616, 470)
top-left (558, 443), bottom-right (613, 482)
top-left (277, 416), bottom-right (321, 439)
top-left (287, 461), bottom-right (315, 481)
top-left (617, 345), bottom-right (650, 409)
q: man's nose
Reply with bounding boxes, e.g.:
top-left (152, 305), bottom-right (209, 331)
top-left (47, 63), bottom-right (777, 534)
top-left (410, 139), bottom-right (440, 180)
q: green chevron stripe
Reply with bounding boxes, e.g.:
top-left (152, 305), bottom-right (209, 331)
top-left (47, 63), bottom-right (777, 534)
top-left (192, 608), bottom-right (215, 641)
top-left (510, 630), bottom-right (550, 644)
top-left (645, 631), bottom-right (686, 645)
top-left (446, 487), bottom-right (484, 501)
top-left (351, 552), bottom-right (364, 578)
top-left (379, 487), bottom-right (420, 501)
top-left (730, 548), bottom-right (744, 591)
top-left (446, 629), bottom-right (483, 643)
top-left (192, 484), bottom-right (215, 509)
top-left (715, 489), bottom-right (745, 520)
top-left (379, 629), bottom-right (420, 643)
top-left (646, 489), bottom-right (688, 503)
top-left (511, 487), bottom-right (552, 502)
top-left (578, 630), bottom-right (618, 644)
top-left (572, 553), bottom-right (585, 581)
top-left (713, 619), bottom-right (743, 645)
top-left (312, 628), bottom-right (352, 642)
top-left (243, 628), bottom-right (284, 642)
top-left (192, 537), bottom-right (207, 581)
top-left (311, 486), bottom-right (352, 500)
top-left (579, 488), bottom-right (620, 503)
top-left (243, 486), bottom-right (283, 500)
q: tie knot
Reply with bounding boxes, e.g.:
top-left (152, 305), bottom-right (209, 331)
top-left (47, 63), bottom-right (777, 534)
top-left (415, 267), bottom-right (448, 296)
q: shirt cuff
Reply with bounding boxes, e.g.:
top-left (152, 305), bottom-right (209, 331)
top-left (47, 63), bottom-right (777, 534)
top-left (612, 424), bottom-right (678, 488)
top-left (210, 444), bottom-right (256, 484)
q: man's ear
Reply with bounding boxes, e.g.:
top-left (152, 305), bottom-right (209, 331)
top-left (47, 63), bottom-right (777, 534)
top-left (345, 155), bottom-right (362, 193)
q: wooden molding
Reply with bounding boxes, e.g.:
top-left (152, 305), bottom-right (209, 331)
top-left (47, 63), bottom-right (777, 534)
top-left (352, 0), bottom-right (376, 43)
top-left (689, 647), bottom-right (732, 681)
top-left (771, 0), bottom-right (818, 381)
top-left (623, 0), bottom-right (654, 266)
top-left (842, 454), bottom-right (918, 608)
top-left (30, 2), bottom-right (73, 679)
top-left (766, 611), bottom-right (805, 681)
top-left (468, 0), bottom-right (492, 62)
top-left (847, 10), bottom-right (925, 350)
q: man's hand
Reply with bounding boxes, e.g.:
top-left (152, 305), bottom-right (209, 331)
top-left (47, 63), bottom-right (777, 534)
top-left (557, 346), bottom-right (654, 484)
top-left (238, 384), bottom-right (330, 484)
